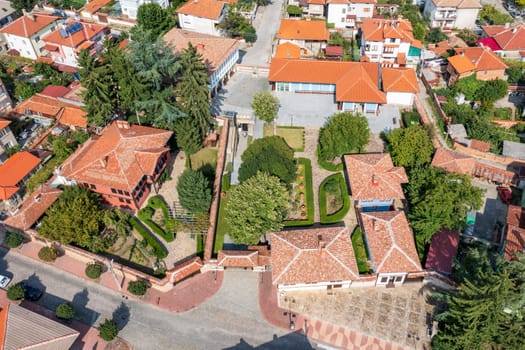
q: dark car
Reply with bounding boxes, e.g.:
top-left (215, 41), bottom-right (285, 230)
top-left (18, 282), bottom-right (43, 301)
top-left (497, 186), bottom-right (512, 205)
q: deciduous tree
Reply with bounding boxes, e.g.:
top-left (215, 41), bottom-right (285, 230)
top-left (177, 169), bottom-right (212, 213)
top-left (99, 319), bottom-right (119, 341)
top-left (386, 125), bottom-right (434, 169)
top-left (226, 172), bottom-right (288, 244)
top-left (251, 92), bottom-right (280, 124)
top-left (137, 3), bottom-right (175, 38)
top-left (9, 0), bottom-right (37, 12)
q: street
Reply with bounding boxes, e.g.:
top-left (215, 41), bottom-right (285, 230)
top-left (0, 249), bottom-right (313, 350)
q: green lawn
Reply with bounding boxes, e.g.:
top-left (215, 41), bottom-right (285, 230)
top-left (213, 189), bottom-right (231, 255)
top-left (284, 158), bottom-right (314, 227)
top-left (264, 125), bottom-right (305, 152)
top-left (190, 148), bottom-right (218, 170)
top-left (351, 227), bottom-right (370, 274)
top-left (319, 173), bottom-right (351, 224)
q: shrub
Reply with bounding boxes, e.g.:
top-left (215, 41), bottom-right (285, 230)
top-left (38, 246), bottom-right (58, 262)
top-left (4, 231), bottom-right (24, 248)
top-left (287, 4), bottom-right (302, 16)
top-left (99, 318), bottom-right (119, 341)
top-left (283, 158), bottom-right (315, 227)
top-left (130, 217), bottom-right (168, 259)
top-left (55, 302), bottom-right (75, 321)
top-left (402, 111), bottom-right (421, 127)
top-left (137, 205), bottom-right (173, 242)
top-left (85, 262), bottom-right (103, 279)
top-left (221, 174), bottom-right (230, 192)
top-left (6, 284), bottom-right (24, 301)
top-left (319, 173), bottom-right (351, 224)
top-left (127, 280), bottom-right (149, 296)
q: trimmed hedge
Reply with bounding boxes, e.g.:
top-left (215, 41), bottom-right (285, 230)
top-left (137, 205), bottom-right (174, 243)
top-left (85, 262), bottom-right (103, 279)
top-left (284, 158), bottom-right (315, 227)
top-left (319, 173), bottom-right (351, 224)
top-left (316, 146), bottom-right (344, 171)
top-left (130, 217), bottom-right (168, 259)
top-left (38, 246), bottom-right (58, 262)
top-left (4, 231), bottom-right (24, 248)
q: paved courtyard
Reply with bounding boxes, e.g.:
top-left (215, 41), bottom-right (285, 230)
top-left (472, 180), bottom-right (508, 243)
top-left (281, 282), bottom-right (438, 350)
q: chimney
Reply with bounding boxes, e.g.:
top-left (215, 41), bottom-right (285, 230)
top-left (512, 27), bottom-right (518, 33)
top-left (22, 9), bottom-right (35, 22)
top-left (34, 194), bottom-right (41, 202)
top-left (116, 120), bottom-right (130, 129)
top-left (371, 174), bottom-right (379, 186)
top-left (505, 22), bottom-right (510, 29)
top-left (196, 43), bottom-right (205, 51)
top-left (100, 156), bottom-right (108, 168)
top-left (317, 234), bottom-right (326, 257)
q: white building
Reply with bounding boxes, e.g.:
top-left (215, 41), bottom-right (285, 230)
top-left (327, 0), bottom-right (375, 30)
top-left (0, 0), bottom-right (18, 55)
top-left (0, 13), bottom-right (60, 60)
top-left (360, 18), bottom-right (422, 68)
top-left (176, 0), bottom-right (228, 36)
top-left (423, 0), bottom-right (481, 30)
top-left (382, 67), bottom-right (419, 106)
top-left (42, 21), bottom-right (109, 67)
top-left (120, 0), bottom-right (170, 20)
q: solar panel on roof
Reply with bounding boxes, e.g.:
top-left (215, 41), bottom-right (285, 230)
top-left (66, 22), bottom-right (83, 35)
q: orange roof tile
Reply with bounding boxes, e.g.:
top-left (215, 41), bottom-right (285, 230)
top-left (382, 68), bottom-right (419, 93)
top-left (82, 0), bottom-right (112, 14)
top-left (4, 185), bottom-right (62, 231)
top-left (274, 42), bottom-right (301, 59)
top-left (14, 94), bottom-right (87, 128)
top-left (335, 64), bottom-right (386, 104)
top-left (397, 52), bottom-right (406, 65)
top-left (271, 226), bottom-right (359, 285)
top-left (505, 205), bottom-right (525, 260)
top-left (163, 28), bottom-right (239, 75)
top-left (448, 54), bottom-right (476, 74)
top-left (0, 305), bottom-right (7, 347)
top-left (361, 18), bottom-right (414, 43)
top-left (308, 0), bottom-right (325, 4)
top-left (481, 25), bottom-right (506, 37)
top-left (0, 151), bottom-right (41, 200)
top-left (431, 148), bottom-right (476, 174)
top-left (217, 250), bottom-right (260, 267)
top-left (42, 21), bottom-right (107, 48)
top-left (277, 19), bottom-right (329, 41)
top-left (0, 14), bottom-right (59, 38)
top-left (0, 118), bottom-right (10, 131)
top-left (176, 0), bottom-right (226, 20)
top-left (343, 153), bottom-right (408, 201)
top-left (454, 47), bottom-right (508, 71)
top-left (60, 121), bottom-right (173, 192)
top-left (58, 106), bottom-right (88, 128)
top-left (470, 139), bottom-right (491, 152)
top-left (490, 24), bottom-right (525, 50)
top-left (40, 85), bottom-right (71, 98)
top-left (360, 210), bottom-right (422, 273)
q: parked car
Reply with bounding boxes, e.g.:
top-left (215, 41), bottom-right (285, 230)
top-left (497, 186), bottom-right (512, 204)
top-left (0, 275), bottom-right (11, 289)
top-left (17, 282), bottom-right (43, 301)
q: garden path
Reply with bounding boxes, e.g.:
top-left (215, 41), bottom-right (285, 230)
top-left (294, 128), bottom-right (335, 223)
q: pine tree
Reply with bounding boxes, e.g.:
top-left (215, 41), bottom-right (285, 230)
top-left (174, 118), bottom-right (202, 154)
top-left (177, 169), bottom-right (212, 213)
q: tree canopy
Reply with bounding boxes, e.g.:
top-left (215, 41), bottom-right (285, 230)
top-left (225, 172), bottom-right (288, 244)
top-left (386, 125), bottom-right (434, 169)
top-left (251, 92), bottom-right (280, 123)
top-left (177, 169), bottom-right (212, 213)
top-left (238, 136), bottom-right (296, 185)
top-left (479, 4), bottom-right (513, 25)
top-left (218, 6), bottom-right (257, 42)
top-left (318, 112), bottom-right (369, 162)
top-left (426, 28), bottom-right (447, 43)
top-left (137, 3), bottom-right (175, 38)
top-left (9, 0), bottom-right (37, 12)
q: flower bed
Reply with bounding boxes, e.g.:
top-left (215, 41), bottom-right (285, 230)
top-left (284, 158), bottom-right (314, 227)
top-left (319, 173), bottom-right (350, 224)
top-left (130, 217), bottom-right (168, 259)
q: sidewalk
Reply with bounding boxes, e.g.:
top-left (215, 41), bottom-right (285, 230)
top-left (258, 271), bottom-right (407, 350)
top-left (6, 239), bottom-right (224, 313)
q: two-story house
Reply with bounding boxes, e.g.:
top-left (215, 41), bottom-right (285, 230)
top-left (326, 0), bottom-right (375, 30)
top-left (176, 0), bottom-right (228, 36)
top-left (423, 0), bottom-right (481, 30)
top-left (0, 118), bottom-right (17, 164)
top-left (0, 151), bottom-right (42, 210)
top-left (120, 0), bottom-right (169, 19)
top-left (447, 46), bottom-right (508, 85)
top-left (478, 24), bottom-right (525, 60)
top-left (55, 121), bottom-right (173, 210)
top-left (163, 28), bottom-right (239, 96)
top-left (0, 12), bottom-right (60, 60)
top-left (0, 0), bottom-right (18, 55)
top-left (276, 19), bottom-right (329, 57)
top-left (360, 18), bottom-right (422, 67)
top-left (382, 67), bottom-right (419, 106)
top-left (42, 21), bottom-right (109, 68)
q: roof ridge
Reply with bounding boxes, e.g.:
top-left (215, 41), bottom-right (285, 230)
top-left (272, 234), bottom-right (301, 284)
top-left (325, 229), bottom-right (359, 278)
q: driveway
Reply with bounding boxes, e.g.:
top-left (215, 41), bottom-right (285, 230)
top-left (472, 180), bottom-right (508, 244)
top-left (1, 250), bottom-right (313, 350)
top-left (241, 0), bottom-right (286, 66)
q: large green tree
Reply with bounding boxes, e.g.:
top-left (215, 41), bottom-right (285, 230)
top-left (174, 118), bottom-right (202, 154)
top-left (218, 6), bottom-right (256, 41)
top-left (177, 169), bottom-right (212, 213)
top-left (251, 92), bottom-right (280, 124)
top-left (177, 43), bottom-right (212, 138)
top-left (38, 186), bottom-right (116, 252)
top-left (386, 125), bottom-right (434, 169)
top-left (9, 0), bottom-right (37, 11)
top-left (238, 136), bottom-right (296, 185)
top-left (225, 172), bottom-right (288, 244)
top-left (479, 4), bottom-right (513, 25)
top-left (137, 3), bottom-right (175, 38)
top-left (318, 112), bottom-right (369, 162)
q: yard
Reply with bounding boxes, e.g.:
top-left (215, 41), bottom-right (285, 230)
top-left (284, 158), bottom-right (314, 227)
top-left (190, 147), bottom-right (218, 171)
top-left (263, 125), bottom-right (305, 151)
top-left (351, 226), bottom-right (370, 274)
top-left (319, 173), bottom-right (350, 224)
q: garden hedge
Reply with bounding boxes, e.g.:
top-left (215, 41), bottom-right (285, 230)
top-left (316, 147), bottom-right (344, 171)
top-left (130, 217), bottom-right (168, 259)
top-left (319, 173), bottom-right (351, 224)
top-left (137, 204), bottom-right (174, 243)
top-left (284, 158), bottom-right (315, 227)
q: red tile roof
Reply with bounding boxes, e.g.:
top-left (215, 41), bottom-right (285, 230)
top-left (470, 139), bottom-right (491, 152)
top-left (343, 153), bottom-right (408, 201)
top-left (14, 94), bottom-right (87, 128)
top-left (217, 250), bottom-right (260, 267)
top-left (0, 151), bottom-right (41, 200)
top-left (58, 106), bottom-right (88, 128)
top-left (176, 0), bottom-right (226, 20)
top-left (505, 205), bottom-right (525, 260)
top-left (361, 18), bottom-right (414, 43)
top-left (269, 59), bottom-right (387, 104)
top-left (325, 45), bottom-right (343, 56)
top-left (0, 118), bottom-right (10, 131)
top-left (431, 148), bottom-right (476, 175)
top-left (448, 54), bottom-right (476, 74)
top-left (42, 21), bottom-right (107, 48)
top-left (0, 14), bottom-right (58, 38)
top-left (82, 0), bottom-right (112, 14)
top-left (360, 210), bottom-right (422, 273)
top-left (275, 42), bottom-right (301, 59)
top-left (4, 185), bottom-right (62, 231)
top-left (489, 24), bottom-right (525, 51)
top-left (454, 47), bottom-right (508, 71)
top-left (425, 228), bottom-right (459, 274)
top-left (271, 226), bottom-right (359, 285)
top-left (277, 19), bottom-right (330, 41)
top-left (60, 121), bottom-right (173, 192)
top-left (382, 68), bottom-right (419, 93)
top-left (40, 85), bottom-right (71, 98)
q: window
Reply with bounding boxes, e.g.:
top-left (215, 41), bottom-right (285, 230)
top-left (124, 191), bottom-right (130, 197)
top-left (341, 17), bottom-right (345, 22)
top-left (90, 184), bottom-right (96, 190)
top-left (111, 188), bottom-right (117, 194)
top-left (118, 197), bottom-right (124, 203)
top-left (364, 7), bottom-right (370, 12)
top-left (117, 189), bottom-right (123, 195)
top-left (380, 277), bottom-right (388, 283)
top-left (125, 199), bottom-right (131, 204)
top-left (342, 8), bottom-right (345, 13)
top-left (395, 275), bottom-right (404, 283)
top-left (34, 35), bottom-right (40, 42)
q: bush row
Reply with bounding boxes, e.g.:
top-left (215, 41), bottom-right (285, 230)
top-left (130, 217), bottom-right (168, 259)
top-left (319, 173), bottom-right (351, 224)
top-left (316, 147), bottom-right (344, 171)
top-left (284, 158), bottom-right (315, 227)
top-left (137, 205), bottom-right (174, 243)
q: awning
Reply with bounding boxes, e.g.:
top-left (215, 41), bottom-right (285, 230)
top-left (43, 43), bottom-right (59, 51)
top-left (408, 46), bottom-right (421, 57)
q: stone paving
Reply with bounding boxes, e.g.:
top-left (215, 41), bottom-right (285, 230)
top-left (280, 282), bottom-right (437, 350)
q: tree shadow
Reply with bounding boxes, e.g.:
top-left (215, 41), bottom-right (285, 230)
top-left (23, 273), bottom-right (46, 293)
top-left (111, 301), bottom-right (130, 331)
top-left (222, 332), bottom-right (314, 349)
top-left (198, 163), bottom-right (216, 187)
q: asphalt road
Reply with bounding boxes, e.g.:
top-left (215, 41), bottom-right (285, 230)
top-left (0, 249), bottom-right (314, 350)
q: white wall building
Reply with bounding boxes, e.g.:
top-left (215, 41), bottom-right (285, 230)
top-left (176, 0), bottom-right (227, 36)
top-left (327, 0), bottom-right (375, 29)
top-left (423, 0), bottom-right (481, 29)
top-left (120, 0), bottom-right (169, 20)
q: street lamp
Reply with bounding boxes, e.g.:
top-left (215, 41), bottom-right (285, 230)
top-left (283, 311), bottom-right (296, 330)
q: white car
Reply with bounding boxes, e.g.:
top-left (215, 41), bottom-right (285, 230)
top-left (0, 275), bottom-right (11, 289)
